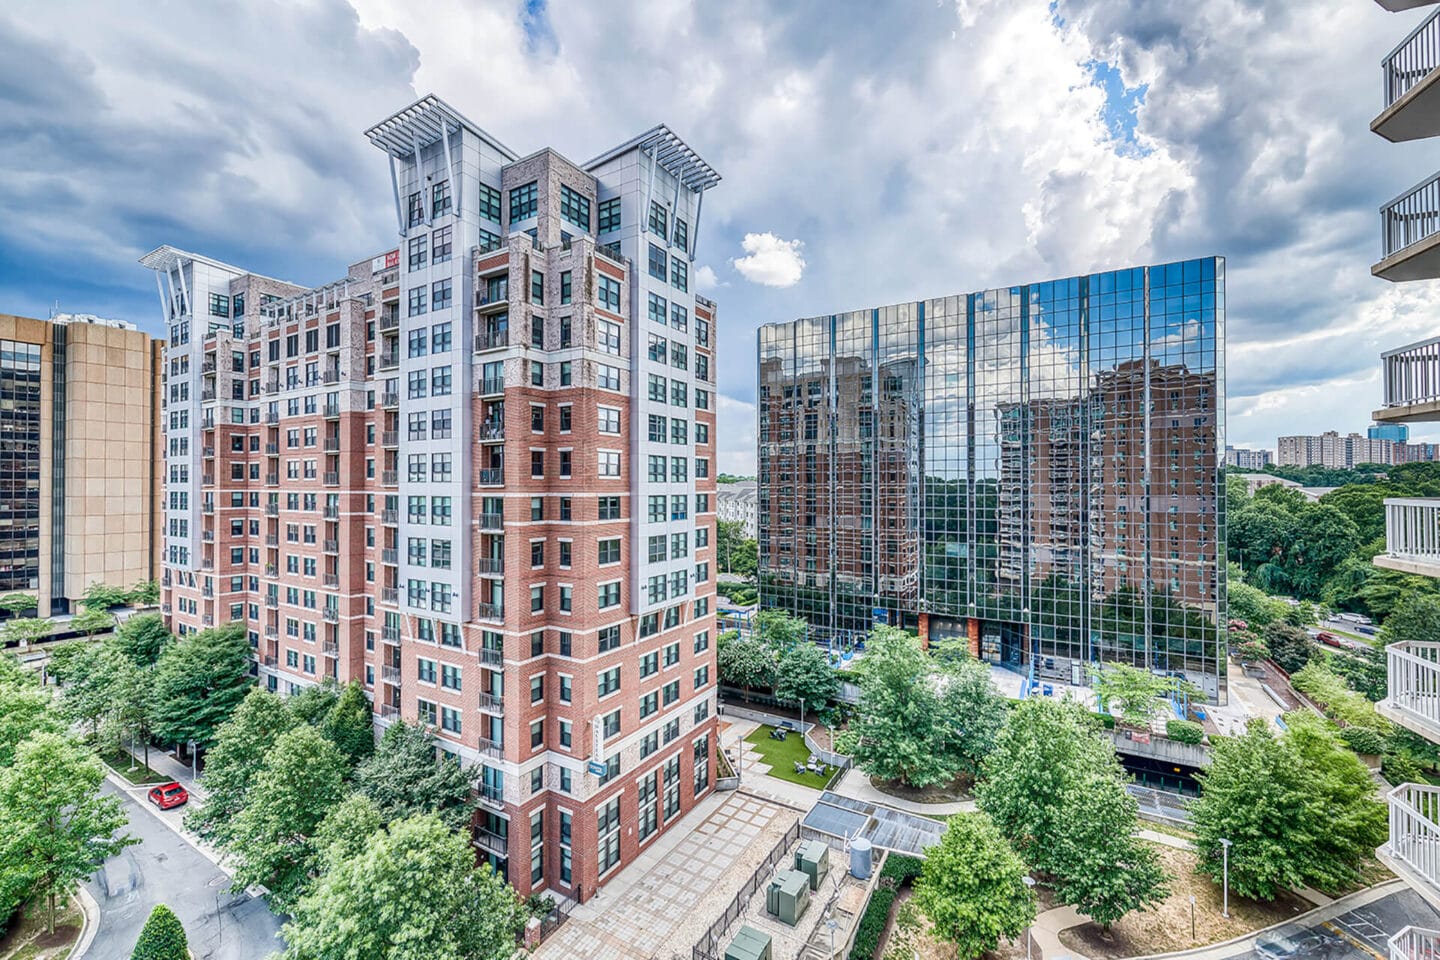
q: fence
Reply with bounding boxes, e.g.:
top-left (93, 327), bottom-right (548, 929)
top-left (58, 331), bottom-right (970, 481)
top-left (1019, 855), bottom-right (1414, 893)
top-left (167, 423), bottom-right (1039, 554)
top-left (692, 821), bottom-right (802, 960)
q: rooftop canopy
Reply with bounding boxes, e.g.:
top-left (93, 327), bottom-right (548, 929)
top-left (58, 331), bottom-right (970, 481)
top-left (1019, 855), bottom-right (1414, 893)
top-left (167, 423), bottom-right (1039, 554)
top-left (584, 124), bottom-right (722, 193)
top-left (363, 94), bottom-right (518, 163)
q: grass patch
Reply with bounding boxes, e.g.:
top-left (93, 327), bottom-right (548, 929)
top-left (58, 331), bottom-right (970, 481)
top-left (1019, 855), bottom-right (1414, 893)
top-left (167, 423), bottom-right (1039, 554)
top-left (0, 897), bottom-right (83, 960)
top-left (99, 749), bottom-right (170, 785)
top-left (744, 725), bottom-right (838, 788)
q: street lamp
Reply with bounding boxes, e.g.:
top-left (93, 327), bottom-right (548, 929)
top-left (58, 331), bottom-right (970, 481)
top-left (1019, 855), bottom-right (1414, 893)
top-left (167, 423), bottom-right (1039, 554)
top-left (1022, 876), bottom-right (1037, 960)
top-left (1218, 838), bottom-right (1232, 919)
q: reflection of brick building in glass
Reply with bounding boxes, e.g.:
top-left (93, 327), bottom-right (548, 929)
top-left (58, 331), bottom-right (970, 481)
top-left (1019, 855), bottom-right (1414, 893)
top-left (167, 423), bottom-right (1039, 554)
top-left (758, 259), bottom-right (1227, 702)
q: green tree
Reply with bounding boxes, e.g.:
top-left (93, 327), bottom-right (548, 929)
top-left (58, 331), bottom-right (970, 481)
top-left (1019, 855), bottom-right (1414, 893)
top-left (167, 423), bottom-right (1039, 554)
top-left (58, 642), bottom-right (125, 739)
top-left (934, 656), bottom-right (1008, 780)
top-left (282, 814), bottom-right (523, 960)
top-left (716, 631), bottom-right (777, 697)
top-left (227, 725), bottom-right (348, 909)
top-left (773, 642), bottom-right (837, 725)
top-left (0, 732), bottom-right (132, 933)
top-left (0, 685), bottom-right (62, 766)
top-left (129, 580), bottom-right (161, 607)
top-left (1284, 503), bottom-right (1360, 599)
top-left (1, 617), bottom-right (52, 649)
top-left (43, 640), bottom-right (88, 685)
top-left (1090, 662), bottom-right (1173, 726)
top-left (1230, 501), bottom-right (1299, 576)
top-left (717, 521), bottom-right (757, 578)
top-left (354, 722), bottom-right (476, 830)
top-left (1227, 580), bottom-right (1285, 628)
top-left (70, 607), bottom-right (114, 640)
top-left (1263, 622), bottom-right (1312, 674)
top-left (130, 903), bottom-right (188, 960)
top-left (287, 681), bottom-right (341, 727)
top-left (105, 657), bottom-right (155, 768)
top-left (1051, 777), bottom-right (1169, 928)
top-left (0, 594), bottom-right (38, 617)
top-left (753, 609), bottom-right (807, 649)
top-left (1381, 594), bottom-right (1440, 648)
top-left (914, 813), bottom-right (1035, 960)
top-left (185, 688), bottom-right (296, 845)
top-left (149, 624), bottom-right (252, 751)
top-left (113, 613), bottom-right (171, 668)
top-left (81, 582), bottom-right (130, 612)
top-left (322, 681), bottom-right (376, 767)
top-left (311, 793), bottom-right (384, 874)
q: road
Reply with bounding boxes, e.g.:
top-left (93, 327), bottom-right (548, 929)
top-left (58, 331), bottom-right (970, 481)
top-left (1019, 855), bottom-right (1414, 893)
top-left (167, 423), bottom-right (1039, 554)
top-left (83, 780), bottom-right (284, 960)
top-left (1230, 885), bottom-right (1439, 960)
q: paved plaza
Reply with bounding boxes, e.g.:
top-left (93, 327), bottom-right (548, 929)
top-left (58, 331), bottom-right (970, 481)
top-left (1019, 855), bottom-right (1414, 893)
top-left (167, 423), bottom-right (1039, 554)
top-left (535, 790), bottom-right (799, 960)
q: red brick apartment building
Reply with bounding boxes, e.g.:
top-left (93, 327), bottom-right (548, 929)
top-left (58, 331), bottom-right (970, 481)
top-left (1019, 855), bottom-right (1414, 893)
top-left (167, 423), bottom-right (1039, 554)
top-left (142, 95), bottom-right (721, 902)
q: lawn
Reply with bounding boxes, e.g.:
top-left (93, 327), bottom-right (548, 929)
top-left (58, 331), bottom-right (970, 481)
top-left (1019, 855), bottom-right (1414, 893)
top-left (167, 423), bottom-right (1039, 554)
top-left (744, 724), bottom-right (839, 788)
top-left (100, 749), bottom-right (170, 785)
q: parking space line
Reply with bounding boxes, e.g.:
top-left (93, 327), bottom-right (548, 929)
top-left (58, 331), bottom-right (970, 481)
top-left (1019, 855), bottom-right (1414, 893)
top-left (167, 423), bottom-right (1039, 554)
top-left (1322, 920), bottom-right (1386, 960)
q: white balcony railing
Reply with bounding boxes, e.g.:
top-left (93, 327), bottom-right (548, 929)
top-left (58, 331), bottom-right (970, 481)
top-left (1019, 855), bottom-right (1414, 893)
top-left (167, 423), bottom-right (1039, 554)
top-left (1386, 8), bottom-right (1440, 108)
top-left (1382, 498), bottom-right (1440, 574)
top-left (1383, 174), bottom-right (1440, 263)
top-left (1383, 641), bottom-right (1440, 740)
top-left (1383, 338), bottom-right (1440, 410)
top-left (1389, 925), bottom-right (1440, 960)
top-left (1386, 783), bottom-right (1440, 895)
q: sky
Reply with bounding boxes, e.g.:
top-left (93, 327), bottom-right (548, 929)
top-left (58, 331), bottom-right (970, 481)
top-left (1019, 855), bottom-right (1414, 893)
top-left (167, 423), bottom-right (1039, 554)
top-left (1, 0), bottom-right (1436, 473)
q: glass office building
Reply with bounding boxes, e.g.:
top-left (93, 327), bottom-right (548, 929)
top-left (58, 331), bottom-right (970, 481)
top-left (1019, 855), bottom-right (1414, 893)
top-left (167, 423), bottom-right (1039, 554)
top-left (757, 257), bottom-right (1226, 702)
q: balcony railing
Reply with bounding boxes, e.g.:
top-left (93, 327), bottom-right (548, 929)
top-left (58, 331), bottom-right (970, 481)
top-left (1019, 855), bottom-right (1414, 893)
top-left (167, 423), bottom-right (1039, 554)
top-left (1381, 172), bottom-right (1440, 270)
top-left (1386, 8), bottom-right (1440, 109)
top-left (381, 431), bottom-right (398, 447)
top-left (381, 664), bottom-right (402, 683)
top-left (382, 470), bottom-right (398, 486)
top-left (479, 377), bottom-right (504, 396)
top-left (323, 472), bottom-right (340, 486)
top-left (379, 351), bottom-right (399, 370)
top-left (477, 784), bottom-right (505, 809)
top-left (323, 574), bottom-right (339, 588)
top-left (1389, 926), bottom-right (1440, 960)
top-left (478, 468), bottom-right (503, 486)
top-left (380, 587), bottom-right (398, 605)
top-left (1379, 498), bottom-right (1440, 578)
top-left (322, 608), bottom-right (339, 622)
top-left (323, 505), bottom-right (339, 519)
top-left (379, 308), bottom-right (399, 332)
top-left (381, 392), bottom-right (399, 408)
top-left (477, 691), bottom-right (504, 713)
top-left (479, 512), bottom-right (504, 530)
top-left (379, 703), bottom-right (400, 720)
top-left (478, 737), bottom-right (503, 759)
top-left (1384, 783), bottom-right (1440, 897)
top-left (1382, 337), bottom-right (1440, 413)
top-left (264, 503), bottom-right (279, 516)
top-left (381, 508), bottom-right (398, 524)
top-left (381, 625), bottom-right (401, 645)
top-left (1382, 642), bottom-right (1440, 741)
top-left (473, 828), bottom-right (508, 854)
top-left (323, 539), bottom-right (339, 553)
top-left (478, 421), bottom-right (505, 441)
top-left (322, 640), bottom-right (339, 656)
top-left (476, 557), bottom-right (504, 575)
top-left (381, 548), bottom-right (398, 565)
top-left (477, 602), bottom-right (503, 621)
top-left (479, 647), bottom-right (503, 666)
top-left (324, 437), bottom-right (341, 453)
top-left (323, 403), bottom-right (340, 419)
top-left (475, 330), bottom-right (510, 351)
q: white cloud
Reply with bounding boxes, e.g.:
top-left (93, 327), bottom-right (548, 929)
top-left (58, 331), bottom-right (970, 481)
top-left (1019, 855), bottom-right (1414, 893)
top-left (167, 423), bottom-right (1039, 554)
top-left (717, 394), bottom-right (757, 476)
top-left (694, 264), bottom-right (722, 291)
top-left (731, 232), bottom-right (806, 288)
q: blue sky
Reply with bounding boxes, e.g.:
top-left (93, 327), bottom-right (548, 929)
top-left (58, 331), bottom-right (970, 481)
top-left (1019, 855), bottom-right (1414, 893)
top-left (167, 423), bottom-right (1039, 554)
top-left (1, 0), bottom-right (1437, 472)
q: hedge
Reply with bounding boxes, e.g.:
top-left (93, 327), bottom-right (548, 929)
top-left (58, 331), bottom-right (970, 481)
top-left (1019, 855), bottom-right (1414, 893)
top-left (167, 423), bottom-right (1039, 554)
top-left (1339, 726), bottom-right (1386, 756)
top-left (1166, 719), bottom-right (1204, 744)
top-left (849, 854), bottom-right (926, 959)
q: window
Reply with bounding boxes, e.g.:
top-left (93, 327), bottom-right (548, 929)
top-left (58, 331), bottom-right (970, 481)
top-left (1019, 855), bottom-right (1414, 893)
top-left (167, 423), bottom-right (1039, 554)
top-left (648, 200), bottom-right (668, 237)
top-left (509, 180), bottom-right (537, 220)
top-left (431, 179), bottom-right (452, 218)
top-left (560, 185), bottom-right (591, 231)
top-left (431, 225), bottom-right (453, 264)
top-left (431, 322), bottom-right (452, 352)
top-left (648, 496), bottom-right (666, 522)
top-left (671, 342), bottom-right (687, 370)
top-left (648, 535), bottom-right (667, 563)
top-left (640, 651), bottom-right (659, 678)
top-left (599, 451), bottom-right (620, 477)
top-left (209, 292), bottom-right (230, 317)
top-left (648, 334), bottom-right (668, 364)
top-left (559, 585), bottom-right (572, 612)
top-left (478, 182), bottom-right (501, 222)
top-left (671, 419), bottom-right (688, 445)
top-left (599, 797), bottom-right (621, 872)
top-left (407, 191), bottom-right (424, 226)
top-left (648, 375), bottom-right (667, 403)
top-left (649, 415), bottom-right (668, 443)
top-left (598, 625), bottom-right (620, 652)
top-left (598, 196), bottom-right (621, 233)
top-left (648, 293), bottom-right (668, 325)
top-left (598, 407), bottom-right (620, 434)
top-left (674, 217), bottom-right (688, 251)
top-left (694, 665), bottom-right (709, 689)
top-left (531, 315), bottom-right (545, 349)
top-left (648, 455), bottom-right (666, 482)
top-left (431, 366), bottom-right (452, 397)
top-left (559, 450), bottom-right (572, 478)
top-left (531, 361), bottom-right (544, 387)
top-left (530, 675), bottom-right (544, 703)
top-left (560, 361), bottom-right (572, 386)
top-left (598, 496), bottom-right (621, 520)
top-left (670, 302), bottom-right (687, 331)
top-left (597, 320), bottom-right (621, 354)
top-left (597, 666), bottom-right (621, 698)
top-left (408, 235), bottom-right (428, 271)
top-left (598, 276), bottom-right (620, 313)
top-left (648, 244), bottom-right (667, 281)
top-left (431, 278), bottom-right (452, 311)
top-left (407, 286), bottom-right (427, 317)
top-left (598, 538), bottom-right (621, 565)
top-left (531, 450), bottom-right (544, 478)
top-left (598, 581), bottom-right (621, 609)
top-left (597, 363), bottom-right (621, 391)
top-left (531, 270), bottom-right (544, 305)
top-left (671, 380), bottom-right (688, 408)
top-left (640, 691), bottom-right (658, 719)
top-left (560, 271), bottom-right (572, 304)
top-left (671, 257), bottom-right (688, 292)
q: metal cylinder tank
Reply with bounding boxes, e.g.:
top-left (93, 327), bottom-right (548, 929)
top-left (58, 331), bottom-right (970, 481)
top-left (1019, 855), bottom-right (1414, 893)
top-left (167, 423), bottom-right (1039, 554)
top-left (850, 838), bottom-right (873, 879)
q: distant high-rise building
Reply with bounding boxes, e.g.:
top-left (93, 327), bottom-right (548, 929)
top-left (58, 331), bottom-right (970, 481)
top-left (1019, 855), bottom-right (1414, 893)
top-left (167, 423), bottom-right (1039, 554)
top-left (1224, 446), bottom-right (1273, 470)
top-left (0, 313), bottom-right (164, 616)
top-left (1276, 431), bottom-right (1394, 468)
top-left (1369, 422), bottom-right (1409, 443)
top-left (757, 258), bottom-right (1227, 702)
top-left (144, 95), bottom-right (721, 903)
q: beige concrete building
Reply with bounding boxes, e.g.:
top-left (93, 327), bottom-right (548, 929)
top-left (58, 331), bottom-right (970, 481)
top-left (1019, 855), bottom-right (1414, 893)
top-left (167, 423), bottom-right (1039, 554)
top-left (0, 312), bottom-right (163, 616)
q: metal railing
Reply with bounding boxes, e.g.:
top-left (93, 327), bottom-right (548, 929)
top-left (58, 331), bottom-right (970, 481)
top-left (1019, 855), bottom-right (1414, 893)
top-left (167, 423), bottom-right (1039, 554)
top-left (692, 821), bottom-right (802, 960)
top-left (478, 421), bottom-right (505, 441)
top-left (323, 404), bottom-right (340, 419)
top-left (478, 737), bottom-right (503, 759)
top-left (379, 351), bottom-right (399, 370)
top-left (1386, 641), bottom-right (1440, 735)
top-left (479, 377), bottom-right (504, 396)
top-left (1382, 171), bottom-right (1440, 261)
top-left (477, 602), bottom-right (503, 621)
top-left (323, 539), bottom-right (339, 553)
top-left (323, 472), bottom-right (340, 486)
top-left (1385, 498), bottom-right (1440, 566)
top-left (380, 587), bottom-right (398, 604)
top-left (1386, 7), bottom-right (1440, 108)
top-left (381, 431), bottom-right (398, 447)
top-left (480, 647), bottom-right (503, 666)
top-left (381, 664), bottom-right (401, 683)
top-left (381, 392), bottom-right (399, 407)
top-left (323, 505), bottom-right (339, 519)
top-left (479, 512), bottom-right (504, 530)
top-left (473, 828), bottom-right (508, 855)
top-left (381, 625), bottom-right (400, 644)
top-left (478, 468), bottom-right (503, 486)
top-left (381, 548), bottom-right (398, 565)
top-left (1389, 926), bottom-right (1440, 960)
top-left (382, 470), bottom-right (398, 486)
top-left (1387, 783), bottom-right (1440, 895)
top-left (476, 557), bottom-right (504, 574)
top-left (1383, 337), bottom-right (1440, 410)
top-left (477, 691), bottom-right (504, 712)
top-left (478, 782), bottom-right (505, 806)
top-left (475, 330), bottom-right (509, 351)
top-left (323, 437), bottom-right (340, 452)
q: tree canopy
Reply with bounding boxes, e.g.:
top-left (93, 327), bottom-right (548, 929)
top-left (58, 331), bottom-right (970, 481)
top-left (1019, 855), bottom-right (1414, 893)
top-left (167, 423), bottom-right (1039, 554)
top-left (914, 812), bottom-right (1035, 960)
top-left (112, 613), bottom-right (171, 667)
top-left (186, 688), bottom-right (296, 845)
top-left (353, 722), bottom-right (477, 830)
top-left (149, 624), bottom-right (253, 749)
top-left (131, 904), bottom-right (188, 960)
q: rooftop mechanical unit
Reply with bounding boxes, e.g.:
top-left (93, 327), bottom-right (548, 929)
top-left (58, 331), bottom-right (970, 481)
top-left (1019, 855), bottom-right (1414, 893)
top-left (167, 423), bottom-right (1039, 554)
top-left (765, 868), bottom-right (812, 927)
top-left (794, 839), bottom-right (830, 890)
top-left (724, 925), bottom-right (773, 960)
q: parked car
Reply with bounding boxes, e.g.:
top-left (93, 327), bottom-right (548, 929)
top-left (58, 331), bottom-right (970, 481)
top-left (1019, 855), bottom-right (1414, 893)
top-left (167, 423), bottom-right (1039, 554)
top-left (1357, 624), bottom-right (1378, 636)
top-left (1316, 632), bottom-right (1341, 647)
top-left (1254, 929), bottom-right (1344, 960)
top-left (147, 782), bottom-right (188, 810)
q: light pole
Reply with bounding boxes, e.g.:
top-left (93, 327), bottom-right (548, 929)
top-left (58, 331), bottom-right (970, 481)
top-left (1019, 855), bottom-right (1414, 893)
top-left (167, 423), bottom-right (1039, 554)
top-left (1022, 876), bottom-right (1037, 960)
top-left (1218, 838), bottom-right (1232, 919)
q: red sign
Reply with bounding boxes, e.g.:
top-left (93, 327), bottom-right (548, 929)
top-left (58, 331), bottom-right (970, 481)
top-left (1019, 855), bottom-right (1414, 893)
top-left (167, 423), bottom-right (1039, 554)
top-left (372, 250), bottom-right (399, 274)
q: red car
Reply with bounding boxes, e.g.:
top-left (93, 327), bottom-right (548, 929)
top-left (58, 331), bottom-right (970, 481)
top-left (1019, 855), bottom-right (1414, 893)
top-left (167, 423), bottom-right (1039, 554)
top-left (147, 782), bottom-right (189, 810)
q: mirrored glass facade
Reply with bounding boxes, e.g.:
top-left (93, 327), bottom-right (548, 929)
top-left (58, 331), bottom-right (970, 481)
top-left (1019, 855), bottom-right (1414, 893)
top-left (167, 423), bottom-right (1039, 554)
top-left (757, 258), bottom-right (1227, 702)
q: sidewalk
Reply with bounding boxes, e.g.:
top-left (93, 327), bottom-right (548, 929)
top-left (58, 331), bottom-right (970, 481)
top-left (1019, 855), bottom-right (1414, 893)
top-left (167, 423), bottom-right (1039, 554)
top-left (119, 743), bottom-right (208, 800)
top-left (827, 766), bottom-right (975, 816)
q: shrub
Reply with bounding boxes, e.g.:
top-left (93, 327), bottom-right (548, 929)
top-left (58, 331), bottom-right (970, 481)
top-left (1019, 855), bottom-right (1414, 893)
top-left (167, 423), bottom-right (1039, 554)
top-left (1166, 720), bottom-right (1204, 744)
top-left (1339, 726), bottom-right (1385, 756)
top-left (831, 728), bottom-right (859, 757)
top-left (131, 904), bottom-right (188, 960)
top-left (881, 853), bottom-right (924, 885)
top-left (849, 886), bottom-right (896, 960)
top-left (1091, 711), bottom-right (1117, 729)
top-left (1291, 661), bottom-right (1391, 734)
top-left (1383, 751), bottom-right (1426, 787)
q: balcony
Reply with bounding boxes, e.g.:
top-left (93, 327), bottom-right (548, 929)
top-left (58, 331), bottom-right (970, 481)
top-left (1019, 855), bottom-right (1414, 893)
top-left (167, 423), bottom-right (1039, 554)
top-left (202, 446), bottom-right (215, 459)
top-left (264, 503), bottom-right (279, 516)
top-left (380, 587), bottom-right (398, 605)
top-left (201, 474), bottom-right (215, 487)
top-left (379, 703), bottom-right (400, 721)
top-left (382, 470), bottom-right (398, 486)
top-left (201, 415), bottom-right (216, 431)
top-left (477, 602), bottom-right (503, 622)
top-left (381, 392), bottom-right (399, 408)
top-left (201, 530), bottom-right (214, 543)
top-left (323, 505), bottom-right (339, 520)
top-left (381, 430), bottom-right (398, 448)
top-left (264, 380), bottom-right (281, 395)
top-left (202, 501), bottom-right (215, 515)
top-left (323, 574), bottom-right (339, 588)
top-left (477, 467), bottom-right (503, 486)
top-left (477, 691), bottom-right (504, 713)
top-left (265, 411), bottom-right (279, 425)
top-left (264, 626), bottom-right (278, 639)
top-left (160, 603), bottom-right (172, 614)
top-left (1380, 783), bottom-right (1440, 910)
top-left (478, 421), bottom-right (505, 442)
top-left (324, 472), bottom-right (340, 487)
top-left (323, 403), bottom-right (340, 419)
top-left (381, 625), bottom-right (401, 645)
top-left (381, 664), bottom-right (402, 683)
top-left (479, 512), bottom-right (504, 531)
top-left (324, 437), bottom-right (341, 453)
top-left (200, 388), bottom-right (217, 402)
top-left (1376, 172), bottom-right (1440, 282)
top-left (1389, 927), bottom-right (1440, 960)
top-left (379, 308), bottom-right (399, 332)
top-left (381, 548), bottom-right (398, 565)
top-left (1380, 642), bottom-right (1440, 741)
top-left (381, 508), bottom-right (398, 524)
top-left (266, 442), bottom-right (279, 455)
top-left (263, 655), bottom-right (278, 668)
top-left (473, 828), bottom-right (508, 855)
top-left (476, 286), bottom-right (508, 311)
top-left (1376, 499), bottom-right (1440, 577)
top-left (265, 473), bottom-right (279, 486)
top-left (477, 783), bottom-right (505, 809)
top-left (475, 330), bottom-right (510, 352)
top-left (1376, 336), bottom-right (1440, 422)
top-left (323, 539), bottom-right (339, 553)
top-left (379, 351), bottom-right (399, 371)
top-left (322, 369), bottom-right (340, 385)
top-left (477, 737), bottom-right (503, 759)
top-left (476, 557), bottom-right (504, 575)
top-left (202, 615), bottom-right (214, 626)
top-left (1375, 8), bottom-right (1440, 142)
top-left (264, 594), bottom-right (279, 608)
top-left (479, 377), bottom-right (504, 396)
top-left (322, 608), bottom-right (339, 622)
top-left (322, 640), bottom-right (339, 656)
top-left (479, 647), bottom-right (503, 666)
top-left (201, 584), bottom-right (214, 597)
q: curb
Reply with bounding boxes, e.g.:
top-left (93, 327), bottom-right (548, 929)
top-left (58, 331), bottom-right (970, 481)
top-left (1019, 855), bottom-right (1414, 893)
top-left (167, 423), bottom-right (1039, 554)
top-left (103, 771), bottom-right (227, 871)
top-left (69, 887), bottom-right (100, 960)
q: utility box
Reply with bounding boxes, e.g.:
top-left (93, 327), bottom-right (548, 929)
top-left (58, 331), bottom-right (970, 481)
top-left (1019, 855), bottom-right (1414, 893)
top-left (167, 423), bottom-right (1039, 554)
top-left (724, 925), bottom-right (773, 960)
top-left (766, 869), bottom-right (812, 926)
top-left (794, 840), bottom-right (830, 890)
